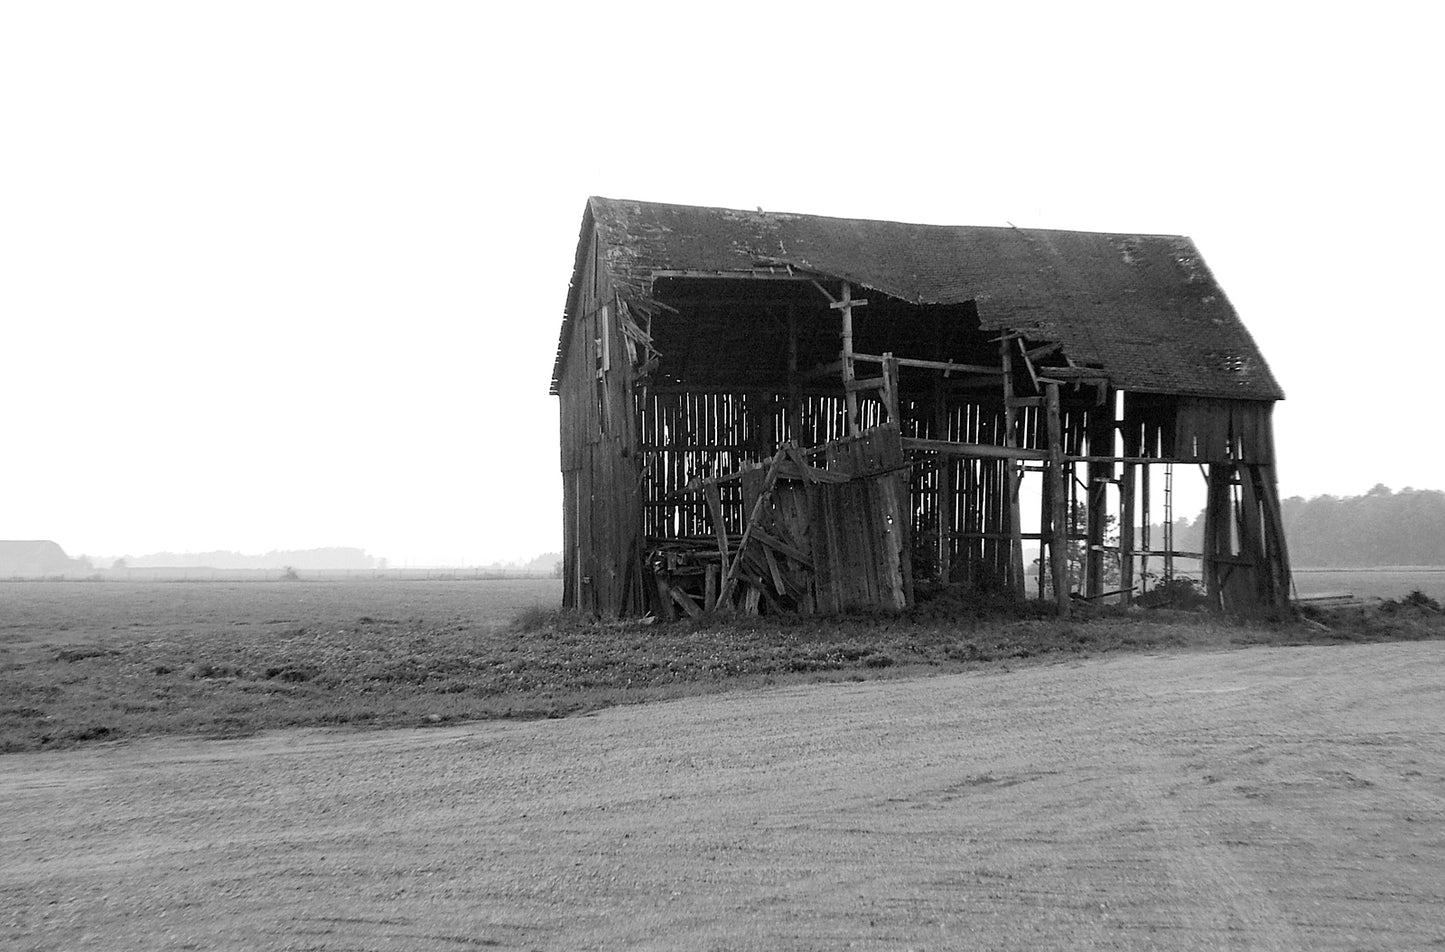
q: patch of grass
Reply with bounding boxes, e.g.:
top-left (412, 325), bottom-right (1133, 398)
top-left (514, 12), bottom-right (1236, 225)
top-left (4, 583), bottom-right (1443, 754)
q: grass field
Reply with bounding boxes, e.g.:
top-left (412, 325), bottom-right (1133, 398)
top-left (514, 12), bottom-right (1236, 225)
top-left (1291, 566), bottom-right (1445, 599)
top-left (2, 576), bottom-right (1442, 754)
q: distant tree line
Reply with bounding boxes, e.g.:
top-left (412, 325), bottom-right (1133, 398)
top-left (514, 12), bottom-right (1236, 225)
top-left (1152, 485), bottom-right (1445, 568)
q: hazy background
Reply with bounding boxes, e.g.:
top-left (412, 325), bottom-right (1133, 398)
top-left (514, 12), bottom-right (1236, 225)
top-left (3, 2), bottom-right (1439, 567)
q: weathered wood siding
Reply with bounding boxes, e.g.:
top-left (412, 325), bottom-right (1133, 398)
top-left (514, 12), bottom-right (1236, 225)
top-left (557, 221), bottom-right (645, 616)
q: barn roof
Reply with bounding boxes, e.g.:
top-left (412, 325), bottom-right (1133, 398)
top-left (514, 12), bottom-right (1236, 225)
top-left (552, 196), bottom-right (1283, 401)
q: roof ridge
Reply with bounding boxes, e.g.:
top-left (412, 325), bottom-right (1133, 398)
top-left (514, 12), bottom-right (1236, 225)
top-left (587, 195), bottom-right (1191, 242)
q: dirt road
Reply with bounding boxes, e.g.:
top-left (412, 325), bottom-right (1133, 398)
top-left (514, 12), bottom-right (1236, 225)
top-left (5, 641), bottom-right (1444, 950)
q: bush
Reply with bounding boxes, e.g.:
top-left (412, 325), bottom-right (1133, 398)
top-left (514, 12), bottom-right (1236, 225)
top-left (1137, 576), bottom-right (1208, 610)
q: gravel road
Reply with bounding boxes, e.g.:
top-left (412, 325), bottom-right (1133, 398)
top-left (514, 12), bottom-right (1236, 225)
top-left (5, 641), bottom-right (1444, 951)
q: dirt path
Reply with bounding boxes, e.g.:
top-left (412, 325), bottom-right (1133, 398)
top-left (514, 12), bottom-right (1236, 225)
top-left (5, 642), bottom-right (1445, 951)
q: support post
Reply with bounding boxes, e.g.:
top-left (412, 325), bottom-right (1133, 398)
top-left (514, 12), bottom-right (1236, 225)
top-left (881, 352), bottom-right (901, 424)
top-left (1000, 336), bottom-right (1025, 598)
top-left (831, 283), bottom-right (867, 437)
top-left (1202, 462), bottom-right (1232, 611)
top-left (1085, 394), bottom-right (1113, 598)
top-left (1045, 383), bottom-right (1069, 615)
top-left (934, 375), bottom-right (953, 583)
top-left (1119, 413), bottom-right (1139, 606)
top-left (1038, 459), bottom-right (1052, 600)
top-left (786, 305), bottom-right (802, 444)
top-left (1140, 461), bottom-right (1152, 596)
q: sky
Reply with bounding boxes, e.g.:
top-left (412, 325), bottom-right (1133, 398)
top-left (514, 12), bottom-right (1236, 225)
top-left (3, 2), bottom-right (1440, 566)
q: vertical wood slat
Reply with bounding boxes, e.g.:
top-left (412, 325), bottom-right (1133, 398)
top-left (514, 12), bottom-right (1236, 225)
top-left (1045, 383), bottom-right (1070, 615)
top-left (1085, 399), bottom-right (1113, 598)
top-left (1000, 337), bottom-right (1025, 597)
top-left (935, 375), bottom-right (954, 583)
top-left (1202, 462), bottom-right (1232, 611)
top-left (1236, 459), bottom-right (1265, 609)
top-left (1254, 464), bottom-right (1293, 610)
top-left (1119, 419), bottom-right (1139, 605)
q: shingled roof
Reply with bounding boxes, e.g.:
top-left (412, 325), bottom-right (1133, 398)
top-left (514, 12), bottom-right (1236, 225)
top-left (554, 196), bottom-right (1283, 401)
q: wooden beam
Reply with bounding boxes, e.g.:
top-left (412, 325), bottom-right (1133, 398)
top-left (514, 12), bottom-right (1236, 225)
top-left (786, 305), bottom-right (802, 444)
top-left (668, 584), bottom-right (705, 619)
top-left (838, 282), bottom-right (859, 436)
top-left (851, 353), bottom-right (1003, 376)
top-left (751, 526), bottom-right (813, 567)
top-left (902, 437), bottom-right (1049, 461)
top-left (1119, 421), bottom-right (1138, 606)
top-left (1001, 337), bottom-right (1026, 598)
top-left (1046, 383), bottom-right (1069, 616)
top-left (881, 354), bottom-right (901, 424)
top-left (1085, 394), bottom-right (1114, 598)
top-left (1017, 338), bottom-right (1041, 392)
top-left (934, 374), bottom-right (952, 584)
top-left (715, 448), bottom-right (788, 610)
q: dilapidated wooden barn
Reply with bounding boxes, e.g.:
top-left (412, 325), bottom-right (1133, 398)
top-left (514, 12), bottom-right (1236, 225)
top-left (552, 197), bottom-right (1290, 619)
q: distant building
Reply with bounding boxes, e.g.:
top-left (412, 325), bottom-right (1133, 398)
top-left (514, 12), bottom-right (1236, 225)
top-left (0, 540), bottom-right (85, 577)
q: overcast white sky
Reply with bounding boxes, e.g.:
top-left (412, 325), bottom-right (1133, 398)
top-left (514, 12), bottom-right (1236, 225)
top-left (3, 2), bottom-right (1440, 565)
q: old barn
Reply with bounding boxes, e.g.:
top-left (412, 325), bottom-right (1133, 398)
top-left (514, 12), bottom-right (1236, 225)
top-left (551, 197), bottom-right (1290, 619)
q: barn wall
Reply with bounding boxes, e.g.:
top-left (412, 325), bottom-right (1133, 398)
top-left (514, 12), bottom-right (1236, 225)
top-left (557, 223), bottom-right (646, 616)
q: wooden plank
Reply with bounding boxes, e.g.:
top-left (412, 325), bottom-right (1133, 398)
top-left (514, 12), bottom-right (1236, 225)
top-left (786, 306), bottom-right (802, 444)
top-left (655, 574), bottom-right (678, 621)
top-left (668, 584), bottom-right (705, 619)
top-left (777, 460), bottom-right (851, 484)
top-left (1255, 465), bottom-right (1293, 609)
top-left (846, 376), bottom-right (887, 392)
top-left (1085, 397), bottom-right (1114, 599)
top-left (1024, 342), bottom-right (1063, 361)
top-left (852, 353), bottom-right (1003, 376)
top-left (761, 545), bottom-right (787, 595)
top-left (882, 354), bottom-right (901, 426)
top-left (1046, 383), bottom-right (1069, 615)
top-left (877, 473), bottom-right (908, 609)
top-left (1001, 336), bottom-right (1025, 597)
top-left (1201, 462), bottom-right (1229, 611)
top-left (815, 484), bottom-right (842, 613)
top-left (839, 282), bottom-right (860, 437)
top-left (715, 448), bottom-right (787, 610)
top-left (782, 443), bottom-right (815, 483)
top-left (902, 437), bottom-right (1049, 461)
top-left (1236, 460), bottom-right (1265, 609)
top-left (702, 481), bottom-right (730, 566)
top-left (1016, 338), bottom-right (1041, 391)
top-left (751, 526), bottom-right (813, 567)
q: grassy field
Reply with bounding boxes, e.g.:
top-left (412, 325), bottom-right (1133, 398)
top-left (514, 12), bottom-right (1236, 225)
top-left (1292, 566), bottom-right (1445, 599)
top-left (2, 577), bottom-right (1442, 754)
